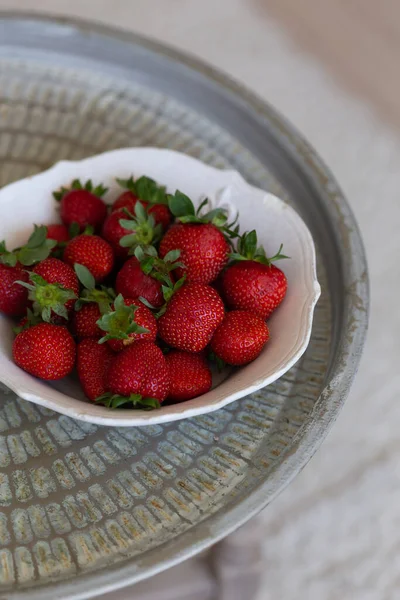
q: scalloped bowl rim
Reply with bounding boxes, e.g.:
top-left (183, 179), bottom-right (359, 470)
top-left (0, 148), bottom-right (320, 426)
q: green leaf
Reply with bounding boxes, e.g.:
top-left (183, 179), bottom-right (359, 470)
top-left (119, 234), bottom-right (137, 248)
top-left (134, 246), bottom-right (146, 262)
top-left (163, 249), bottom-right (181, 263)
top-left (42, 306), bottom-right (52, 323)
top-left (29, 273), bottom-right (48, 286)
top-left (242, 230), bottom-right (257, 257)
top-left (27, 225), bottom-right (47, 249)
top-left (1, 252), bottom-right (18, 267)
top-left (97, 295), bottom-right (149, 341)
top-left (74, 263), bottom-right (95, 291)
top-left (134, 201), bottom-right (147, 223)
top-left (95, 392), bottom-right (161, 410)
top-left (168, 191), bottom-right (195, 218)
top-left (52, 304), bottom-right (69, 320)
top-left (138, 297), bottom-right (156, 310)
top-left (69, 222), bottom-right (80, 238)
top-left (118, 219), bottom-right (137, 231)
top-left (116, 176), bottom-right (136, 192)
top-left (18, 245), bottom-right (51, 266)
top-left (196, 197), bottom-right (209, 215)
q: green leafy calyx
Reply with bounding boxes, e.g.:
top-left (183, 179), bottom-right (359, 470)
top-left (53, 179), bottom-right (108, 202)
top-left (16, 272), bottom-right (77, 323)
top-left (119, 202), bottom-right (163, 253)
top-left (96, 294), bottom-right (149, 344)
top-left (0, 226), bottom-right (56, 267)
top-left (74, 263), bottom-right (115, 314)
top-left (168, 192), bottom-right (240, 243)
top-left (95, 393), bottom-right (161, 410)
top-left (116, 175), bottom-right (169, 205)
top-left (229, 230), bottom-right (289, 265)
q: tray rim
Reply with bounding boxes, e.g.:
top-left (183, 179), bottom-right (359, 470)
top-left (0, 12), bottom-right (369, 600)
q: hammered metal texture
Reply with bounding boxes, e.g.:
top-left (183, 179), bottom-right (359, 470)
top-left (0, 56), bottom-right (333, 595)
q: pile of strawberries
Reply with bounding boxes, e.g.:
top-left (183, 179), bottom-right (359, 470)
top-left (0, 175), bottom-right (288, 410)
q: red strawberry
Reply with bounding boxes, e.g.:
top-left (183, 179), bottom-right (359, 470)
top-left (158, 283), bottom-right (225, 352)
top-left (112, 190), bottom-right (139, 213)
top-left (115, 256), bottom-right (163, 308)
top-left (97, 295), bottom-right (157, 352)
top-left (77, 338), bottom-right (113, 400)
top-left (97, 341), bottom-right (169, 408)
top-left (0, 264), bottom-right (29, 316)
top-left (114, 175), bottom-right (172, 230)
top-left (102, 201), bottom-right (162, 257)
top-left (0, 226), bottom-right (59, 316)
top-left (222, 231), bottom-right (288, 319)
top-left (210, 310), bottom-right (270, 365)
top-left (165, 351), bottom-right (212, 402)
top-left (54, 179), bottom-right (108, 231)
top-left (72, 303), bottom-right (102, 339)
top-left (18, 263), bottom-right (78, 324)
top-left (46, 224), bottom-right (69, 244)
top-left (159, 192), bottom-right (233, 284)
top-left (13, 323), bottom-right (76, 380)
top-left (33, 258), bottom-right (79, 313)
top-left (101, 209), bottom-right (131, 258)
top-left (63, 234), bottom-right (114, 282)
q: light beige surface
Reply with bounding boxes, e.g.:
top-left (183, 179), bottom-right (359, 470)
top-left (1, 1), bottom-right (400, 599)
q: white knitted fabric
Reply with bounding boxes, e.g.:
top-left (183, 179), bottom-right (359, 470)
top-left (1, 2), bottom-right (399, 598)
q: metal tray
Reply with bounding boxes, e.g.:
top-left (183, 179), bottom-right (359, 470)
top-left (0, 14), bottom-right (368, 600)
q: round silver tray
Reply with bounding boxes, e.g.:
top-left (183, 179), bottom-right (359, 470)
top-left (0, 14), bottom-right (368, 600)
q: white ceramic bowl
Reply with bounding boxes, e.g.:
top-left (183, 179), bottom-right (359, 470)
top-left (0, 148), bottom-right (320, 426)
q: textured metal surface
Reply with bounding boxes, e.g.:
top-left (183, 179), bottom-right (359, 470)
top-left (0, 15), bottom-right (368, 600)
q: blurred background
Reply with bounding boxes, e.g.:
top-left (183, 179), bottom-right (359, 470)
top-left (1, 1), bottom-right (399, 599)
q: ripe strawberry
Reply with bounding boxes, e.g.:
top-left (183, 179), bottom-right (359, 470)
top-left (72, 263), bottom-right (116, 338)
top-left (158, 283), bottom-right (225, 352)
top-left (102, 202), bottom-right (162, 258)
top-left (46, 224), bottom-right (69, 244)
top-left (101, 209), bottom-right (131, 259)
top-left (115, 256), bottom-right (163, 308)
top-left (63, 234), bottom-right (114, 282)
top-left (222, 231), bottom-right (288, 319)
top-left (0, 264), bottom-right (29, 316)
top-left (159, 192), bottom-right (235, 284)
top-left (17, 265), bottom-right (78, 325)
top-left (114, 175), bottom-right (172, 230)
top-left (53, 179), bottom-right (108, 231)
top-left (72, 303), bottom-right (102, 339)
top-left (97, 295), bottom-right (157, 352)
top-left (13, 323), bottom-right (76, 380)
top-left (97, 340), bottom-right (169, 408)
top-left (165, 351), bottom-right (212, 402)
top-left (77, 338), bottom-right (113, 400)
top-left (33, 258), bottom-right (79, 313)
top-left (210, 310), bottom-right (270, 365)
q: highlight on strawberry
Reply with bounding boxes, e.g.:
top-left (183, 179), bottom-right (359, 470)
top-left (2, 174), bottom-right (289, 409)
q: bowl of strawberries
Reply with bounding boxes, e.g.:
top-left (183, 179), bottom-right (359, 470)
top-left (0, 147), bottom-right (320, 426)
